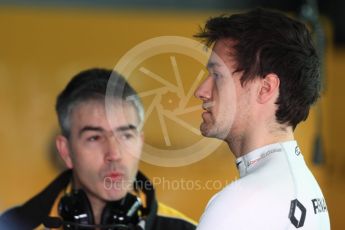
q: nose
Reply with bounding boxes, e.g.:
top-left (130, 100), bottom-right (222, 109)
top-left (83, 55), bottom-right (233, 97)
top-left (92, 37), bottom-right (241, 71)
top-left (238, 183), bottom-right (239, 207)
top-left (105, 136), bottom-right (122, 162)
top-left (194, 76), bottom-right (213, 101)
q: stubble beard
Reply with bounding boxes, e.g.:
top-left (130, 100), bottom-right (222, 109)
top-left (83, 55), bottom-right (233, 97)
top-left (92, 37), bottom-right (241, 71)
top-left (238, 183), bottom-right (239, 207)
top-left (200, 119), bottom-right (230, 140)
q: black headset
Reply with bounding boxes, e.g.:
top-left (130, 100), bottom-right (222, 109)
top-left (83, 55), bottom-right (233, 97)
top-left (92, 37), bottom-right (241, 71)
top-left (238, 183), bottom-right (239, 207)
top-left (57, 189), bottom-right (143, 230)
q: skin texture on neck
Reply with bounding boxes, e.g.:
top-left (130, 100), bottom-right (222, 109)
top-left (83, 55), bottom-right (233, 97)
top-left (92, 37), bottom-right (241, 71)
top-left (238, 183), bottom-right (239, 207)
top-left (225, 122), bottom-right (295, 158)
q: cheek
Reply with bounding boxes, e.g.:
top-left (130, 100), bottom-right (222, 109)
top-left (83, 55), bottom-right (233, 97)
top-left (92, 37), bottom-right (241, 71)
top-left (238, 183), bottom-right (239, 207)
top-left (120, 140), bottom-right (141, 164)
top-left (122, 154), bottom-right (140, 179)
top-left (216, 86), bottom-right (238, 126)
top-left (124, 146), bottom-right (141, 165)
top-left (72, 158), bottom-right (100, 188)
top-left (73, 156), bottom-right (99, 178)
top-left (217, 88), bottom-right (235, 111)
top-left (127, 138), bottom-right (143, 158)
top-left (72, 146), bottom-right (104, 173)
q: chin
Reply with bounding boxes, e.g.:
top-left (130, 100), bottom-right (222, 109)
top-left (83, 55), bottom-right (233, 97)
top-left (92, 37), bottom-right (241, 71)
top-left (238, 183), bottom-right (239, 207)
top-left (200, 125), bottom-right (211, 137)
top-left (200, 126), bottom-right (216, 138)
top-left (103, 189), bottom-right (128, 201)
top-left (201, 123), bottom-right (228, 140)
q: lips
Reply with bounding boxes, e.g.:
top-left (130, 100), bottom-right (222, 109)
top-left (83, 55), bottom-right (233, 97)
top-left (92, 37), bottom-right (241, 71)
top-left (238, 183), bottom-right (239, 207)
top-left (105, 172), bottom-right (124, 181)
top-left (202, 101), bottom-right (213, 112)
top-left (202, 111), bottom-right (212, 119)
top-left (202, 107), bottom-right (211, 112)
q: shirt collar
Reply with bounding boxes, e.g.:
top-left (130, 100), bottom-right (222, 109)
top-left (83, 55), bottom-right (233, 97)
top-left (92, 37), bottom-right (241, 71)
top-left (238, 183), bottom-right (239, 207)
top-left (235, 140), bottom-right (297, 177)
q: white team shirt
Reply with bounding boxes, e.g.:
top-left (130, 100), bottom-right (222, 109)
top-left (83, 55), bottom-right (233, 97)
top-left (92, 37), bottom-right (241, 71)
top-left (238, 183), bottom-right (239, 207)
top-left (197, 141), bottom-right (330, 230)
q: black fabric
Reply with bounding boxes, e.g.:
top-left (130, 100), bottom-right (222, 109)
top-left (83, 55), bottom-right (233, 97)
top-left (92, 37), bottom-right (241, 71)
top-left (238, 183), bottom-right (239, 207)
top-left (152, 216), bottom-right (197, 230)
top-left (0, 170), bottom-right (72, 229)
top-left (0, 170), bottom-right (196, 230)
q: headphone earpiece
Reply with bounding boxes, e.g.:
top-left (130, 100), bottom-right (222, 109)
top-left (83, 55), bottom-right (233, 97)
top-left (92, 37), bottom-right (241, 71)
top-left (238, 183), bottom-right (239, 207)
top-left (58, 189), bottom-right (95, 227)
top-left (58, 189), bottom-right (143, 229)
top-left (101, 193), bottom-right (142, 226)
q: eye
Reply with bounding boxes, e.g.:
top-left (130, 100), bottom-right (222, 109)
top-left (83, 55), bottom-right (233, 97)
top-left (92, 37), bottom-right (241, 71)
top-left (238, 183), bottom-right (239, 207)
top-left (209, 70), bottom-right (221, 80)
top-left (87, 135), bottom-right (101, 142)
top-left (213, 72), bottom-right (221, 79)
top-left (122, 132), bottom-right (134, 140)
top-left (117, 130), bottom-right (139, 142)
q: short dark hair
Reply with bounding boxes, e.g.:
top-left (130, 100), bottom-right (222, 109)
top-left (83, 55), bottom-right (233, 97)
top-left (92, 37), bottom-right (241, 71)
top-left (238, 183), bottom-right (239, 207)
top-left (56, 68), bottom-right (144, 138)
top-left (195, 8), bottom-right (321, 129)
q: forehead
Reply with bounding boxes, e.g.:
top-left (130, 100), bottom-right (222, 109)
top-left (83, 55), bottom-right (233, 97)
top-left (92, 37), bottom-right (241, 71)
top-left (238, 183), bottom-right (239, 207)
top-left (208, 39), bottom-right (238, 69)
top-left (70, 99), bottom-right (139, 129)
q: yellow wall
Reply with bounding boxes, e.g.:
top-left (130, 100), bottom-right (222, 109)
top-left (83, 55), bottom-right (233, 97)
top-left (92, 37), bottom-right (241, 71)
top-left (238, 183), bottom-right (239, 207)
top-left (0, 6), bottom-right (342, 228)
top-left (320, 47), bottom-right (345, 229)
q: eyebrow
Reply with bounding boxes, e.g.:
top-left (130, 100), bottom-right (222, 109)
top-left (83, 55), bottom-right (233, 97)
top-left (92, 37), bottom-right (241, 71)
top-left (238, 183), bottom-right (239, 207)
top-left (207, 61), bottom-right (221, 69)
top-left (78, 124), bottom-right (138, 137)
top-left (78, 126), bottom-right (104, 137)
top-left (116, 124), bottom-right (138, 132)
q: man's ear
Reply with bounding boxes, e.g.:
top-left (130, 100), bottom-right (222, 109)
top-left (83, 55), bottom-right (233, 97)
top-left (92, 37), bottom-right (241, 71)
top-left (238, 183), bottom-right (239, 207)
top-left (56, 135), bottom-right (73, 169)
top-left (257, 73), bottom-right (280, 104)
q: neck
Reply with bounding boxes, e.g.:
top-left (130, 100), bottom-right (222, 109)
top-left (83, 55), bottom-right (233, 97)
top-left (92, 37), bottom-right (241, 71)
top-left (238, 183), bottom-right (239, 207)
top-left (225, 122), bottom-right (294, 158)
